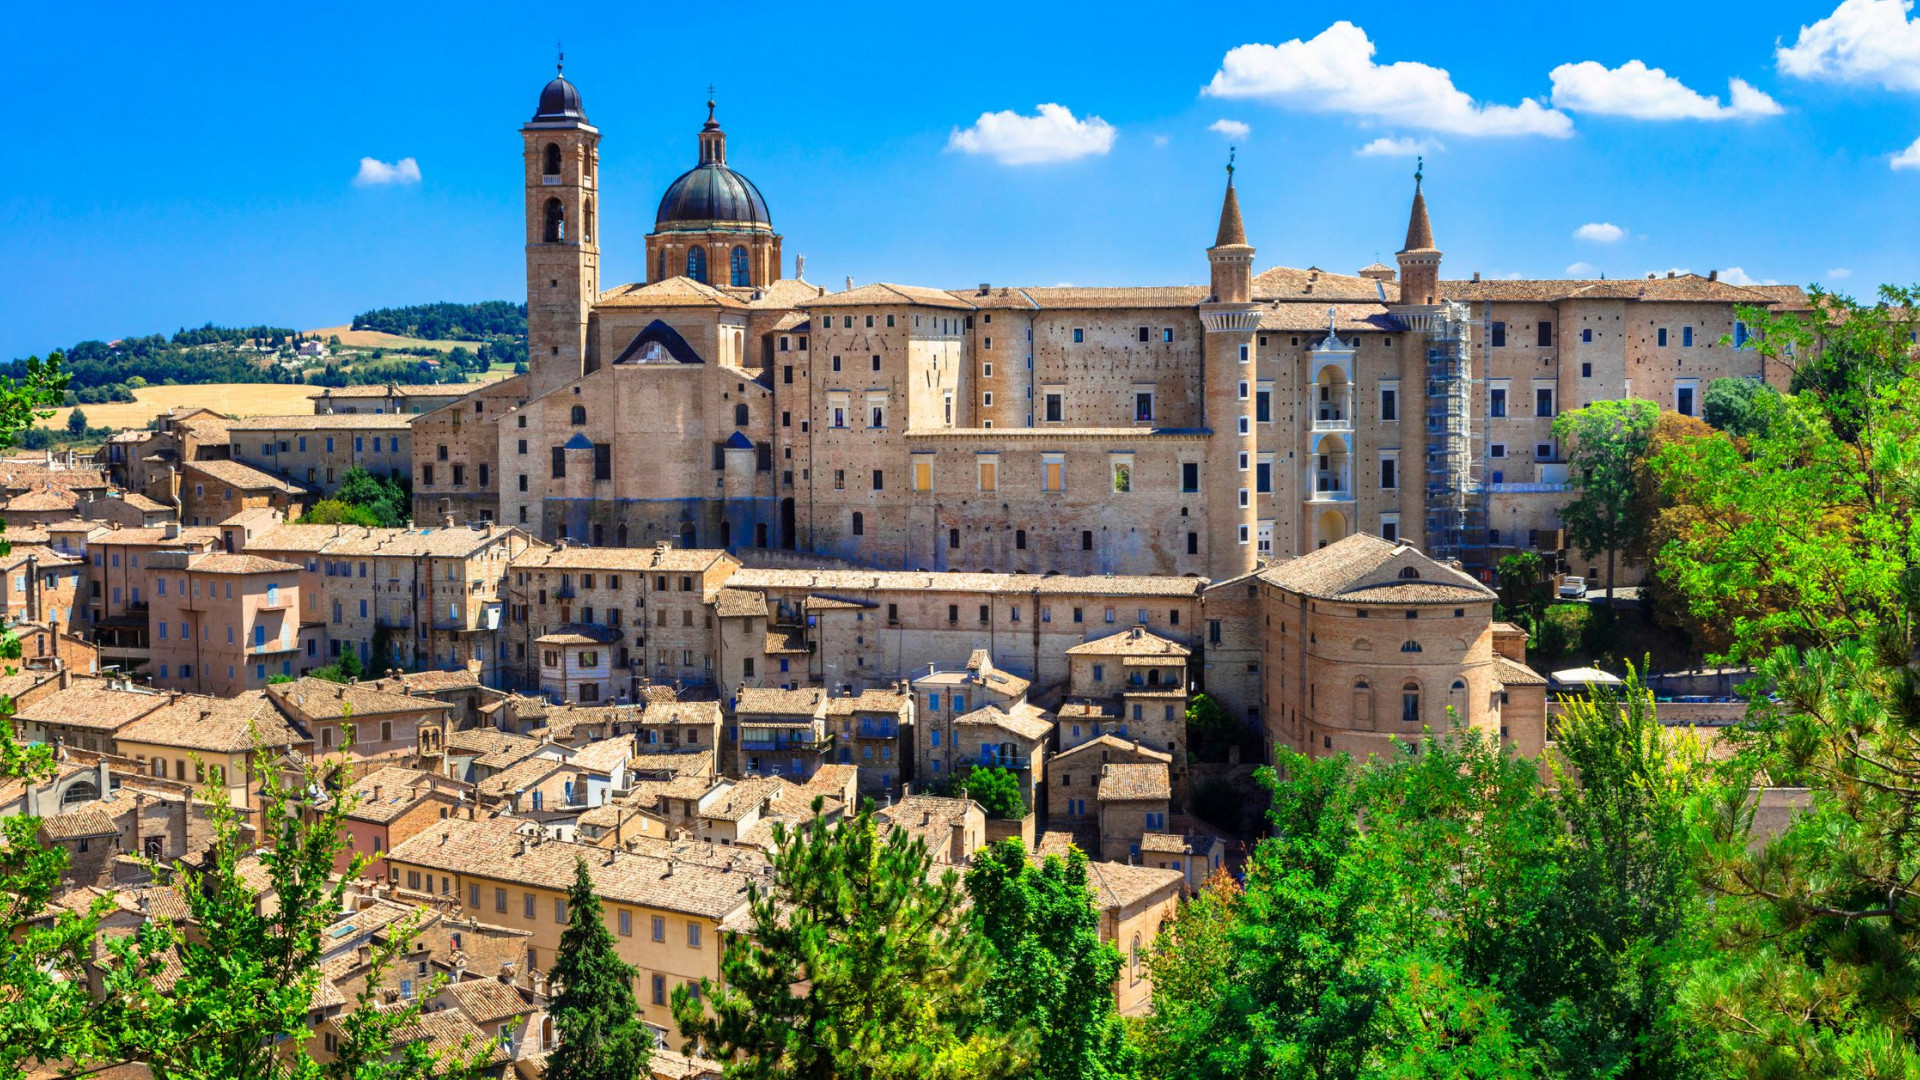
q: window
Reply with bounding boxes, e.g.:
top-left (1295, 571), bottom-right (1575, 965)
top-left (851, 512), bottom-right (864, 536)
top-left (1657, 327), bottom-right (1669, 347)
top-left (1537, 442), bottom-right (1557, 460)
top-left (1379, 455), bottom-right (1397, 490)
top-left (1072, 328), bottom-right (1085, 343)
top-left (1491, 321), bottom-right (1506, 347)
top-left (651, 915), bottom-right (666, 942)
top-left (730, 245), bottom-right (749, 286)
top-left (978, 458), bottom-right (997, 491)
top-left (1401, 640), bottom-right (1423, 653)
top-left (1402, 683), bottom-right (1421, 722)
top-left (1380, 386), bottom-right (1397, 421)
top-left (1682, 326), bottom-right (1694, 347)
top-left (1112, 459), bottom-right (1132, 493)
top-left (1181, 462), bottom-right (1200, 493)
top-left (1041, 456), bottom-right (1064, 492)
top-left (1134, 391), bottom-right (1154, 422)
top-left (913, 458), bottom-right (933, 492)
top-left (1082, 530), bottom-right (1094, 551)
top-left (872, 469), bottom-right (883, 491)
top-left (1537, 322), bottom-right (1552, 347)
top-left (1676, 381), bottom-right (1698, 417)
top-left (1490, 443), bottom-right (1506, 459)
top-left (1581, 362), bottom-right (1592, 378)
top-left (688, 921), bottom-right (702, 948)
top-left (1489, 387), bottom-right (1507, 417)
top-left (652, 974), bottom-right (667, 1006)
top-left (551, 447), bottom-right (566, 478)
top-left (686, 245), bottom-right (707, 282)
top-left (1536, 387), bottom-right (1554, 417)
top-left (1163, 327), bottom-right (1174, 343)
top-left (1044, 392), bottom-right (1064, 422)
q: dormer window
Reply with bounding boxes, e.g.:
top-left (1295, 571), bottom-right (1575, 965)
top-left (1398, 567), bottom-right (1420, 579)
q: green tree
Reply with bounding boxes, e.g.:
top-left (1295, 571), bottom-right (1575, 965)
top-left (336, 643), bottom-right (364, 682)
top-left (1700, 376), bottom-right (1779, 440)
top-left (672, 801), bottom-right (1017, 1079)
top-left (546, 858), bottom-right (650, 1080)
top-left (955, 765), bottom-right (1026, 820)
top-left (332, 466), bottom-right (411, 528)
top-left (1494, 549), bottom-right (1546, 622)
top-left (1552, 398), bottom-right (1661, 622)
top-left (1136, 872), bottom-right (1241, 1079)
top-left (1650, 287), bottom-right (1920, 662)
top-left (299, 499), bottom-right (383, 527)
top-left (966, 839), bottom-right (1130, 1080)
top-left (66, 407), bottom-right (88, 437)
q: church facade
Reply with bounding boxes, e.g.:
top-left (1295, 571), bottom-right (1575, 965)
top-left (410, 68), bottom-right (1803, 584)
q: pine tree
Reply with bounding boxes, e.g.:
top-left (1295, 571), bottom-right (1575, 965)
top-left (672, 801), bottom-right (1017, 1079)
top-left (545, 857), bottom-right (650, 1080)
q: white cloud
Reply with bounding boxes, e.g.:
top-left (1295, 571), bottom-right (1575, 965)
top-left (353, 157), bottom-right (421, 186)
top-left (1356, 135), bottom-right (1443, 157)
top-left (1566, 261), bottom-right (1600, 276)
top-left (1549, 60), bottom-right (1783, 119)
top-left (1574, 222), bottom-right (1628, 243)
top-left (1204, 21), bottom-right (1572, 137)
top-left (1828, 267), bottom-right (1854, 278)
top-left (1720, 267), bottom-right (1780, 286)
top-left (1209, 119), bottom-right (1251, 140)
top-left (1778, 0), bottom-right (1920, 90)
top-left (947, 104), bottom-right (1117, 165)
top-left (1894, 134), bottom-right (1920, 168)
top-left (1151, 134), bottom-right (1171, 148)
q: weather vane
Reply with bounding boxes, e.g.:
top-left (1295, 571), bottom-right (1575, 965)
top-left (1415, 155), bottom-right (1424, 184)
top-left (1227, 146), bottom-right (1236, 179)
top-left (556, 42), bottom-right (564, 74)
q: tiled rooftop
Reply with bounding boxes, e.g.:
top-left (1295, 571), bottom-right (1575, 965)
top-left (1096, 762), bottom-right (1171, 803)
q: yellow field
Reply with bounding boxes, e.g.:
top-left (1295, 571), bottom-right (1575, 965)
top-left (44, 383), bottom-right (323, 432)
top-left (304, 325), bottom-right (474, 352)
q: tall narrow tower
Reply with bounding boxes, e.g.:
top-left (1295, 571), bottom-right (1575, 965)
top-left (523, 60), bottom-right (601, 399)
top-left (1396, 158), bottom-right (1441, 305)
top-left (1200, 158), bottom-right (1260, 579)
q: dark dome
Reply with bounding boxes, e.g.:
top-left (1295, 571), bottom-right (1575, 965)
top-left (655, 162), bottom-right (771, 230)
top-left (531, 74), bottom-right (588, 124)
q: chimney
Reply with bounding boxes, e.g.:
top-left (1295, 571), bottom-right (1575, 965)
top-left (163, 522), bottom-right (180, 539)
top-left (977, 283), bottom-right (990, 295)
top-left (1708, 269), bottom-right (1718, 281)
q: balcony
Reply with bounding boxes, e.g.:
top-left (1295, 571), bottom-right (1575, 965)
top-left (1306, 489), bottom-right (1354, 504)
top-left (977, 752), bottom-right (1031, 770)
top-left (378, 613), bottom-right (412, 630)
top-left (739, 736), bottom-right (833, 753)
top-left (555, 584), bottom-right (577, 599)
top-left (855, 722), bottom-right (899, 739)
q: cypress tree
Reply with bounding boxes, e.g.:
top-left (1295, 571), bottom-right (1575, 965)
top-left (545, 857), bottom-right (651, 1080)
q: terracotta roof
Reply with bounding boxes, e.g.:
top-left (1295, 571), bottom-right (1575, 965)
top-left (944, 286), bottom-right (1040, 310)
top-left (363, 668), bottom-right (484, 695)
top-left (14, 681), bottom-right (170, 732)
top-left (1258, 534), bottom-right (1495, 604)
top-left (316, 383), bottom-right (475, 399)
top-left (1083, 859), bottom-right (1184, 909)
top-left (1140, 831), bottom-right (1222, 856)
top-left (344, 766), bottom-right (455, 823)
top-left (1056, 700), bottom-right (1122, 721)
top-left (322, 524), bottom-right (522, 559)
top-left (446, 728), bottom-right (537, 758)
top-left (712, 588), bottom-right (766, 618)
top-left (476, 756), bottom-right (566, 800)
top-left (803, 594), bottom-right (870, 611)
top-left (509, 544), bottom-right (729, 573)
top-left (701, 776), bottom-right (786, 822)
top-left (441, 977), bottom-right (534, 1025)
top-left (535, 625), bottom-right (621, 646)
top-left (1097, 762), bottom-right (1171, 802)
top-left (823, 689), bottom-right (910, 716)
top-left (876, 795), bottom-right (978, 853)
top-left (1050, 734), bottom-right (1171, 765)
top-left (569, 737), bottom-right (634, 775)
top-left (955, 701), bottom-right (1053, 742)
top-left (1436, 273), bottom-right (1800, 306)
top-left (761, 628), bottom-right (809, 655)
top-left (117, 691), bottom-right (306, 753)
top-left (389, 1010), bottom-right (508, 1067)
top-left (628, 749), bottom-right (713, 778)
top-left (386, 817), bottom-right (757, 920)
top-left (724, 567), bottom-right (1205, 598)
top-left (267, 678), bottom-right (453, 722)
top-left (639, 699), bottom-right (723, 726)
top-left (243, 523), bottom-right (375, 553)
top-left (1493, 656), bottom-right (1548, 687)
top-left (1253, 266), bottom-right (1399, 303)
top-left (1020, 286), bottom-right (1211, 310)
top-left (183, 458), bottom-right (316, 494)
top-left (1257, 302), bottom-right (1397, 333)
top-left (228, 414), bottom-right (412, 431)
top-left (1065, 627), bottom-right (1190, 659)
top-left (597, 277), bottom-right (749, 310)
top-left (87, 525), bottom-right (223, 548)
top-left (39, 807), bottom-right (118, 841)
top-left (800, 283), bottom-right (977, 310)
top-left (190, 552), bottom-right (301, 575)
top-left (733, 687), bottom-right (825, 717)
top-left (744, 277), bottom-right (833, 310)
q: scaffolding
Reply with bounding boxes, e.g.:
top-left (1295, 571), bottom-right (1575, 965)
top-left (1403, 302), bottom-right (1485, 569)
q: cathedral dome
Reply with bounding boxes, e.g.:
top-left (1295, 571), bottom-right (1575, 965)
top-left (531, 73), bottom-right (588, 124)
top-left (653, 102), bottom-right (771, 232)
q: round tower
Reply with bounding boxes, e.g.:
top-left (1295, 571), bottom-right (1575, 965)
top-left (1396, 158), bottom-right (1442, 306)
top-left (1200, 158), bottom-right (1260, 578)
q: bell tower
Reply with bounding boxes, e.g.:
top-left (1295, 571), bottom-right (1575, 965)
top-left (1200, 154), bottom-right (1260, 579)
top-left (523, 56), bottom-right (601, 399)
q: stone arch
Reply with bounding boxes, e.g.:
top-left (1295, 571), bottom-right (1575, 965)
top-left (542, 142), bottom-right (562, 176)
top-left (543, 198), bottom-right (565, 243)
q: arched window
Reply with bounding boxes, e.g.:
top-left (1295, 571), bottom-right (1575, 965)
top-left (584, 198), bottom-right (594, 244)
top-left (734, 404), bottom-right (749, 427)
top-left (656, 249), bottom-right (667, 282)
top-left (569, 405), bottom-right (587, 426)
top-left (60, 779), bottom-right (98, 808)
top-left (1452, 680), bottom-right (1466, 689)
top-left (1131, 934), bottom-right (1142, 974)
top-left (617, 523), bottom-right (629, 547)
top-left (730, 245), bottom-right (750, 286)
top-left (544, 198), bottom-right (565, 243)
top-left (1402, 682), bottom-right (1421, 722)
top-left (542, 143), bottom-right (562, 176)
top-left (687, 246), bottom-right (707, 283)
top-left (1399, 566), bottom-right (1421, 579)
top-left (679, 523), bottom-right (696, 548)
top-left (541, 1016), bottom-right (555, 1051)
top-left (720, 521), bottom-right (732, 548)
top-left (852, 512), bottom-right (864, 536)
top-left (1400, 640), bottom-right (1422, 653)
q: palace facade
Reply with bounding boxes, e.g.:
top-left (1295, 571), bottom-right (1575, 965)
top-left (410, 67), bottom-right (1804, 585)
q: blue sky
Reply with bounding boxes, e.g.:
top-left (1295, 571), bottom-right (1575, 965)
top-left (5, 0), bottom-right (1920, 360)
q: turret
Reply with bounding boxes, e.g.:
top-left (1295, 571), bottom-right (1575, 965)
top-left (522, 55), bottom-right (602, 397)
top-left (1199, 153), bottom-right (1261, 579)
top-left (1395, 159), bottom-right (1441, 306)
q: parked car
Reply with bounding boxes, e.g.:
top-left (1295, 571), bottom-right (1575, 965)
top-left (1559, 576), bottom-right (1587, 599)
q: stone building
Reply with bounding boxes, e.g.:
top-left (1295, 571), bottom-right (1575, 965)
top-left (145, 550), bottom-right (307, 695)
top-left (179, 458), bottom-right (316, 527)
top-left (414, 67), bottom-right (1806, 593)
top-left (228, 414), bottom-right (412, 495)
top-left (312, 383), bottom-right (478, 416)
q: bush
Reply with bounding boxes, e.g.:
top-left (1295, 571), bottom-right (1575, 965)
top-left (929, 765), bottom-right (1026, 820)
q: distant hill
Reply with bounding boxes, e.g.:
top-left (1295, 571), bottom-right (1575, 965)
top-left (351, 301), bottom-right (526, 341)
top-left (7, 303), bottom-right (528, 399)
